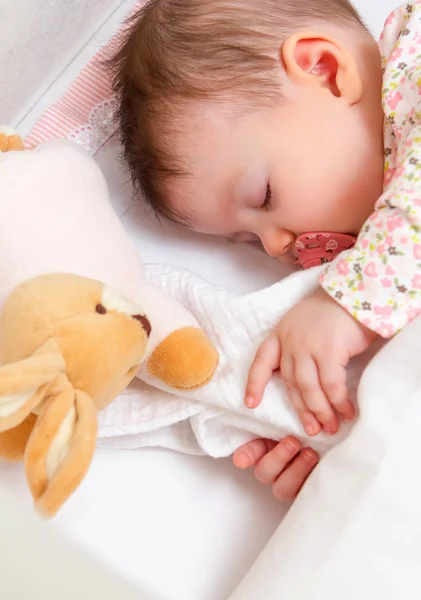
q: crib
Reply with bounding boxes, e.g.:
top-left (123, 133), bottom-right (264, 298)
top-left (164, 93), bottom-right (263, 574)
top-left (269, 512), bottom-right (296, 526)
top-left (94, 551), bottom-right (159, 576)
top-left (0, 1), bottom-right (412, 599)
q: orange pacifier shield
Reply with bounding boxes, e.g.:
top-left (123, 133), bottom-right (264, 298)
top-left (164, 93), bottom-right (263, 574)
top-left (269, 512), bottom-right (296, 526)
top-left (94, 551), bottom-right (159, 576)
top-left (295, 232), bottom-right (357, 269)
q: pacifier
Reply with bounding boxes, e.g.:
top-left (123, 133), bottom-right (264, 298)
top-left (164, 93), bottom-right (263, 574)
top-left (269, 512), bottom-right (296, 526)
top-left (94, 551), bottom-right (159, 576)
top-left (294, 232), bottom-right (357, 270)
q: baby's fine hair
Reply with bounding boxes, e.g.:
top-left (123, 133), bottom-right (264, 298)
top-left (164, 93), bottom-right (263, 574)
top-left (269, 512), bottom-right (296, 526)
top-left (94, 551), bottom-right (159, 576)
top-left (111, 0), bottom-right (367, 221)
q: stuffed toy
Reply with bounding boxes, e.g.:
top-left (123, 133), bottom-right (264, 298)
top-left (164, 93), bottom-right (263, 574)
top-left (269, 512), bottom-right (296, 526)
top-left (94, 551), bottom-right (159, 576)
top-left (0, 125), bottom-right (24, 151)
top-left (0, 129), bottom-right (218, 517)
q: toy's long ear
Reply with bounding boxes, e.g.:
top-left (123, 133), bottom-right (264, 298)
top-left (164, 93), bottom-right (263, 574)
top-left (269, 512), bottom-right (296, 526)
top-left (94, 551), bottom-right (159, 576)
top-left (0, 339), bottom-right (66, 433)
top-left (25, 379), bottom-right (97, 518)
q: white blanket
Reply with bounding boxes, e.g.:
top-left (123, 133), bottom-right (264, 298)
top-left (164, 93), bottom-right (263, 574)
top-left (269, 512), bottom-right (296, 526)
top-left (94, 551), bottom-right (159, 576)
top-left (98, 263), bottom-right (383, 457)
top-left (229, 310), bottom-right (421, 600)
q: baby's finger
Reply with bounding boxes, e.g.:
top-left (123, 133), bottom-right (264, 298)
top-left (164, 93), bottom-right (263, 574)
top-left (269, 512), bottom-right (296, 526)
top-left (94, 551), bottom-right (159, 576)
top-left (245, 334), bottom-right (281, 409)
top-left (287, 383), bottom-right (322, 437)
top-left (254, 437), bottom-right (301, 484)
top-left (233, 439), bottom-right (277, 469)
top-left (272, 448), bottom-right (319, 501)
top-left (280, 353), bottom-right (294, 388)
top-left (318, 361), bottom-right (354, 421)
top-left (295, 357), bottom-right (338, 435)
top-left (281, 355), bottom-right (322, 435)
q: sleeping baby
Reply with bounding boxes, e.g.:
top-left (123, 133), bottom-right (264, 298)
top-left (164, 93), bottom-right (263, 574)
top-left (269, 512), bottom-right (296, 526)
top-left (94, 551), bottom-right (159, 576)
top-left (111, 0), bottom-right (421, 499)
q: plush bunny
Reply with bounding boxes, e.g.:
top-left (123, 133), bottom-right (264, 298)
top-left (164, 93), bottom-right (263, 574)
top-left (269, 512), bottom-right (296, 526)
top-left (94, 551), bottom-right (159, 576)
top-left (0, 273), bottom-right (152, 517)
top-left (0, 130), bottom-right (218, 517)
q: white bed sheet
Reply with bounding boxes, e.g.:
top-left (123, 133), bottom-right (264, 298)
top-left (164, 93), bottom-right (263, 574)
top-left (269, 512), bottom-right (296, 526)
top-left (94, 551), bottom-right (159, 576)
top-left (4, 2), bottom-right (401, 599)
top-left (0, 450), bottom-right (285, 600)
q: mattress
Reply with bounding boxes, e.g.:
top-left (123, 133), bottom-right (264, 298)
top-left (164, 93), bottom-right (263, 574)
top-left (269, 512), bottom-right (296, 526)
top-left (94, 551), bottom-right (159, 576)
top-left (3, 1), bottom-right (401, 599)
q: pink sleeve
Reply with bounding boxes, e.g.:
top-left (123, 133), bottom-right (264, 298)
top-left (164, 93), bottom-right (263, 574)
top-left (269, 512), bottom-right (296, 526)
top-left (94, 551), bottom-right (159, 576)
top-left (320, 125), bottom-right (421, 338)
top-left (320, 3), bottom-right (421, 339)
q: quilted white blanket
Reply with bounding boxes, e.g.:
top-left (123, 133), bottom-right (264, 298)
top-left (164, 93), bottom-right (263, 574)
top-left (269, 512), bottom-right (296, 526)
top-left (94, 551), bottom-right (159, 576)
top-left (98, 263), bottom-right (383, 457)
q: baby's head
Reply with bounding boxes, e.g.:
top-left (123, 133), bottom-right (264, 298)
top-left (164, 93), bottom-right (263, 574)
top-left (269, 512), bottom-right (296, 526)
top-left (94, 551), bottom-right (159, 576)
top-left (112, 0), bottom-right (385, 257)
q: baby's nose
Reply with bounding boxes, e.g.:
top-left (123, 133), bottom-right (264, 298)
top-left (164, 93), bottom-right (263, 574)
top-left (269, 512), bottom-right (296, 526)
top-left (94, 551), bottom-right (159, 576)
top-left (133, 314), bottom-right (152, 337)
top-left (261, 229), bottom-right (296, 258)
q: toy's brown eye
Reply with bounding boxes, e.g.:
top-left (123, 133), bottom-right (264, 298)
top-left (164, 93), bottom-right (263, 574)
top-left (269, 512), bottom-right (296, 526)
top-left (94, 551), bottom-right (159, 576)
top-left (96, 304), bottom-right (107, 315)
top-left (133, 314), bottom-right (152, 337)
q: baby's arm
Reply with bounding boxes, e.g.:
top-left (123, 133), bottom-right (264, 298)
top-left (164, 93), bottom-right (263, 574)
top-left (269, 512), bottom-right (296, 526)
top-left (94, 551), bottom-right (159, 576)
top-left (321, 5), bottom-right (421, 338)
top-left (233, 437), bottom-right (319, 500)
top-left (321, 155), bottom-right (421, 337)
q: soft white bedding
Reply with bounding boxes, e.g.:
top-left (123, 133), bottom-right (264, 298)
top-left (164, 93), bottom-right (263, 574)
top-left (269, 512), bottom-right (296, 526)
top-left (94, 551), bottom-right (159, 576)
top-left (1, 2), bottom-right (405, 599)
top-left (230, 314), bottom-right (421, 599)
top-left (1, 449), bottom-right (285, 600)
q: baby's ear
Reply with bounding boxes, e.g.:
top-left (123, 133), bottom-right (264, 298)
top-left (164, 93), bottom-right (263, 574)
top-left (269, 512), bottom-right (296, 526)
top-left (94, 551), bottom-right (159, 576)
top-left (0, 339), bottom-right (66, 433)
top-left (25, 380), bottom-right (97, 518)
top-left (282, 32), bottom-right (362, 104)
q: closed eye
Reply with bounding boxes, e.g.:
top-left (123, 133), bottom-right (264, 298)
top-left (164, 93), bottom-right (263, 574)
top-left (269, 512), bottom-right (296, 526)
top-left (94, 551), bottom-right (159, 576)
top-left (230, 232), bottom-right (260, 243)
top-left (262, 183), bottom-right (272, 211)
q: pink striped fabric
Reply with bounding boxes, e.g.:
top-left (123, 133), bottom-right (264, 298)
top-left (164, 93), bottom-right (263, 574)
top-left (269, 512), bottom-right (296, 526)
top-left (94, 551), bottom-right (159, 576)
top-left (25, 1), bottom-right (145, 155)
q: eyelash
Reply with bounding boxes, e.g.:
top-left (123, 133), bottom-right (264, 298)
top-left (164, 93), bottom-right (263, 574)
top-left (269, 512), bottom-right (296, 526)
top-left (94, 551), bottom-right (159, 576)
top-left (262, 183), bottom-right (272, 211)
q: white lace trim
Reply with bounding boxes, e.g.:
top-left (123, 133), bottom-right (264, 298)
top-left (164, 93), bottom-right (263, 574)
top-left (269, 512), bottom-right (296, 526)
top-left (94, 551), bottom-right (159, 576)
top-left (67, 99), bottom-right (118, 155)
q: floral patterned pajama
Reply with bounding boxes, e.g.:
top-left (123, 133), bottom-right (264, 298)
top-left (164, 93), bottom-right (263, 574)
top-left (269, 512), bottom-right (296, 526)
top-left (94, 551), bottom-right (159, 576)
top-left (321, 3), bottom-right (421, 338)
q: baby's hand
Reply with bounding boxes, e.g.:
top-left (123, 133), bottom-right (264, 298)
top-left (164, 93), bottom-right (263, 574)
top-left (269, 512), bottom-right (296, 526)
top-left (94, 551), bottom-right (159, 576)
top-left (233, 437), bottom-right (318, 500)
top-left (245, 288), bottom-right (377, 436)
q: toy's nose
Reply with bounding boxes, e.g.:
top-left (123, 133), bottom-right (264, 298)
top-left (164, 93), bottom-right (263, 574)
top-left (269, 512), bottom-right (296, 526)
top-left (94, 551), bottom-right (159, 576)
top-left (132, 314), bottom-right (152, 337)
